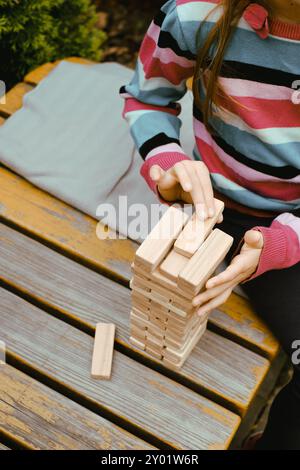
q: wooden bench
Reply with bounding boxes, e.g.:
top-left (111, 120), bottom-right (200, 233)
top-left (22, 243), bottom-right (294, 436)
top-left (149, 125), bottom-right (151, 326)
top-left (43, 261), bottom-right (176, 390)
top-left (0, 58), bottom-right (286, 450)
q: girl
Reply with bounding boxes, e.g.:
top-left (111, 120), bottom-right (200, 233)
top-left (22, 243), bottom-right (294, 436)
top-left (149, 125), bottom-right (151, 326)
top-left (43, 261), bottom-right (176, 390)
top-left (120, 0), bottom-right (300, 449)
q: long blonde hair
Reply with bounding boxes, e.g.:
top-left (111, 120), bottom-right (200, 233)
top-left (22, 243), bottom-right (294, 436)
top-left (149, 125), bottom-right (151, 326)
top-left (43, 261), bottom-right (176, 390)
top-left (193, 0), bottom-right (270, 126)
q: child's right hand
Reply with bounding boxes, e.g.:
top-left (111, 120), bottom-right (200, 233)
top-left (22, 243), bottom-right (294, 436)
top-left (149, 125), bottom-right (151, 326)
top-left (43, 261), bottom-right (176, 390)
top-left (150, 161), bottom-right (219, 220)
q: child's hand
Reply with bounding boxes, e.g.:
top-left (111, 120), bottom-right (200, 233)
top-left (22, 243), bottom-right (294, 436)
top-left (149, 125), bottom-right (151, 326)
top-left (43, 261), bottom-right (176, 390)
top-left (150, 161), bottom-right (218, 220)
top-left (192, 230), bottom-right (264, 316)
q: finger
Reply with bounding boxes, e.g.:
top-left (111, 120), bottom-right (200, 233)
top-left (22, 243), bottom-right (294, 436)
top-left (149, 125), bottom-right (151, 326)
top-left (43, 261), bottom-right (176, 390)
top-left (244, 230), bottom-right (264, 249)
top-left (150, 165), bottom-right (164, 182)
top-left (183, 162), bottom-right (207, 219)
top-left (194, 269), bottom-right (248, 307)
top-left (193, 278), bottom-right (236, 307)
top-left (156, 170), bottom-right (178, 190)
top-left (171, 163), bottom-right (193, 193)
top-left (195, 164), bottom-right (215, 217)
top-left (217, 214), bottom-right (224, 224)
top-left (197, 289), bottom-right (232, 316)
top-left (206, 256), bottom-right (246, 288)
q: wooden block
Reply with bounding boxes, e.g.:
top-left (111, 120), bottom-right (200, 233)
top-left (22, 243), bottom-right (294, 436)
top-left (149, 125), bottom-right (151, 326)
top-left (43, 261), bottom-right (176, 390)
top-left (174, 199), bottom-right (224, 258)
top-left (131, 304), bottom-right (150, 317)
top-left (149, 300), bottom-right (170, 316)
top-left (148, 304), bottom-right (169, 316)
top-left (163, 321), bottom-right (207, 366)
top-left (165, 317), bottom-right (206, 349)
top-left (131, 310), bottom-right (167, 341)
top-left (133, 266), bottom-right (191, 302)
top-left (130, 310), bottom-right (149, 330)
top-left (145, 345), bottom-right (163, 361)
top-left (178, 229), bottom-right (233, 295)
top-left (147, 325), bottom-right (166, 341)
top-left (159, 250), bottom-right (189, 283)
top-left (131, 306), bottom-right (149, 321)
top-left (147, 308), bottom-right (194, 333)
top-left (162, 356), bottom-right (182, 371)
top-left (135, 206), bottom-right (189, 272)
top-left (146, 332), bottom-right (165, 349)
top-left (132, 291), bottom-right (151, 310)
top-left (149, 315), bottom-right (168, 330)
top-left (132, 277), bottom-right (151, 292)
top-left (131, 275), bottom-right (193, 311)
top-left (130, 324), bottom-right (147, 341)
top-left (91, 323), bottom-right (115, 380)
top-left (130, 336), bottom-right (146, 351)
top-left (148, 304), bottom-right (171, 319)
top-left (166, 315), bottom-right (203, 339)
top-left (131, 306), bottom-right (204, 348)
top-left (172, 300), bottom-right (194, 314)
top-left (132, 263), bottom-right (192, 300)
top-left (132, 285), bottom-right (190, 318)
top-left (134, 287), bottom-right (195, 319)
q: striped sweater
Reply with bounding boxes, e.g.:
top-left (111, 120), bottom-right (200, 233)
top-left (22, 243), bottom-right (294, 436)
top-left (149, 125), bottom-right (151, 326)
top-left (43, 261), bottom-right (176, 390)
top-left (120, 0), bottom-right (300, 277)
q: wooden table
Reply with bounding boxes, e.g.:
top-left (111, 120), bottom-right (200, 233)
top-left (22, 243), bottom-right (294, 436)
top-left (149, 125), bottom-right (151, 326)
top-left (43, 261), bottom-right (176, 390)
top-left (0, 58), bottom-right (285, 450)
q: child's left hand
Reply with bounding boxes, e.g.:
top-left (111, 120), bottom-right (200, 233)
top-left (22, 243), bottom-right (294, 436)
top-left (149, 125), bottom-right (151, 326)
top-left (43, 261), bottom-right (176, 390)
top-left (193, 230), bottom-right (264, 316)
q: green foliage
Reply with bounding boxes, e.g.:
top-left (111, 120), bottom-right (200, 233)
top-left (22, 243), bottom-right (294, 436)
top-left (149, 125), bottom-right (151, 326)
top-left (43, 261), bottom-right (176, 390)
top-left (0, 0), bottom-right (106, 88)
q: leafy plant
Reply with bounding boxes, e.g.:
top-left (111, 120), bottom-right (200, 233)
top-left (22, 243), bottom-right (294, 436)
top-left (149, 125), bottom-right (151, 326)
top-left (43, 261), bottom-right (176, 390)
top-left (0, 0), bottom-right (106, 89)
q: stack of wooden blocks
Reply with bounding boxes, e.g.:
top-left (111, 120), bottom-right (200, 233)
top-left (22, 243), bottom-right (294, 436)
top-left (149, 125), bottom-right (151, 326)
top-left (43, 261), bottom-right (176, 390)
top-left (130, 200), bottom-right (234, 370)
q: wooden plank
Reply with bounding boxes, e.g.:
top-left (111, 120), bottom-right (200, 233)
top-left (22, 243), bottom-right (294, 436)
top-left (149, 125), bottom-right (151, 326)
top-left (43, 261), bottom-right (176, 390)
top-left (0, 83), bottom-right (33, 118)
top-left (210, 293), bottom-right (280, 359)
top-left (0, 364), bottom-right (154, 450)
top-left (91, 323), bottom-right (115, 379)
top-left (178, 229), bottom-right (234, 295)
top-left (0, 116), bottom-right (5, 126)
top-left (0, 224), bottom-right (271, 416)
top-left (62, 57), bottom-right (95, 65)
top-left (174, 199), bottom-right (224, 258)
top-left (0, 288), bottom-right (241, 450)
top-left (135, 206), bottom-right (189, 272)
top-left (24, 62), bottom-right (57, 86)
top-left (0, 221), bottom-right (132, 335)
top-left (0, 168), bottom-right (136, 283)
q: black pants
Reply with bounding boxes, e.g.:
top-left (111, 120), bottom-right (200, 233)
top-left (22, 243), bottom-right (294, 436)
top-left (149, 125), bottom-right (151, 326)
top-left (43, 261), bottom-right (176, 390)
top-left (219, 208), bottom-right (300, 450)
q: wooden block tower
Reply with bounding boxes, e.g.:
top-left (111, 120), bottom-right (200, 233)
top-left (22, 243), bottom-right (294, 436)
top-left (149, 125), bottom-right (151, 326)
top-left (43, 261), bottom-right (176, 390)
top-left (130, 200), bottom-right (233, 370)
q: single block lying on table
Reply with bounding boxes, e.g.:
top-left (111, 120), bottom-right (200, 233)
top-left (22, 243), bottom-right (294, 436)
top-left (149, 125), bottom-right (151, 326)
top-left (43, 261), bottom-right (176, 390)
top-left (91, 323), bottom-right (115, 379)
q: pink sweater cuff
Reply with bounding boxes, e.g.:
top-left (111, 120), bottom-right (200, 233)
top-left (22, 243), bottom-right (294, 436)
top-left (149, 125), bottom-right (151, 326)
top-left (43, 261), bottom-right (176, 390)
top-left (140, 152), bottom-right (191, 195)
top-left (250, 226), bottom-right (288, 279)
